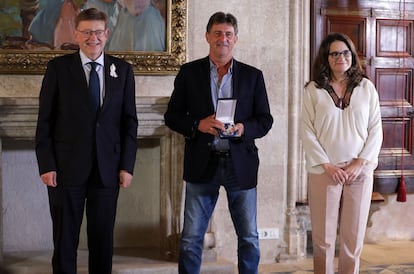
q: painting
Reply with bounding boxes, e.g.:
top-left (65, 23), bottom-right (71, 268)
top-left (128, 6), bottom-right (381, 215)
top-left (0, 0), bottom-right (186, 75)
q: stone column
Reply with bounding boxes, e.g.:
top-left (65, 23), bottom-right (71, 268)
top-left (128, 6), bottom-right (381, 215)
top-left (160, 130), bottom-right (185, 260)
top-left (279, 0), bottom-right (310, 262)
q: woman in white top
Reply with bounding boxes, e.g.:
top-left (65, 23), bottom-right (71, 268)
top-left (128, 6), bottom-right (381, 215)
top-left (301, 32), bottom-right (383, 274)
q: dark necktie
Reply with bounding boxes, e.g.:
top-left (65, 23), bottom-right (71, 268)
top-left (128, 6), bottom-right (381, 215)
top-left (88, 62), bottom-right (100, 112)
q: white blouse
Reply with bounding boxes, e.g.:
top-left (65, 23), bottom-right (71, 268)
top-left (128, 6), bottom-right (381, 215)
top-left (300, 78), bottom-right (383, 174)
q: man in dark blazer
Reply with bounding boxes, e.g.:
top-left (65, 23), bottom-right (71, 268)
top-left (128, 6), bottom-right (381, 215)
top-left (35, 8), bottom-right (138, 274)
top-left (164, 12), bottom-right (273, 274)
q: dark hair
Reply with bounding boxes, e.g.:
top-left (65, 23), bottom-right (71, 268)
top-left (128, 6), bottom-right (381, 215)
top-left (75, 8), bottom-right (108, 29)
top-left (206, 12), bottom-right (238, 35)
top-left (310, 32), bottom-right (366, 89)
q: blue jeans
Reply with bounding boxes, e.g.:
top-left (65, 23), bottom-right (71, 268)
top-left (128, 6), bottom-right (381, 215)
top-left (178, 156), bottom-right (260, 274)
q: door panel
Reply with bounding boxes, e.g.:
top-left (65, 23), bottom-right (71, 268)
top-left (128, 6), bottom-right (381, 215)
top-left (327, 16), bottom-right (367, 56)
top-left (311, 0), bottom-right (414, 194)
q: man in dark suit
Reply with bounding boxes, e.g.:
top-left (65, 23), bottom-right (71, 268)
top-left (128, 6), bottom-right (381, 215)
top-left (164, 11), bottom-right (273, 274)
top-left (35, 8), bottom-right (138, 274)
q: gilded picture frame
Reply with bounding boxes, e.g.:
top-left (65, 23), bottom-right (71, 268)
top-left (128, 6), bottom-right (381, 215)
top-left (0, 0), bottom-right (186, 75)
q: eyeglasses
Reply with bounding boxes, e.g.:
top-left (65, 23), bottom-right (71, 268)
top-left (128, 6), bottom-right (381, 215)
top-left (77, 29), bottom-right (106, 38)
top-left (329, 50), bottom-right (351, 59)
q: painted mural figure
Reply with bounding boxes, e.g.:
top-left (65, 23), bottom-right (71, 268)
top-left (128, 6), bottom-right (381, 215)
top-left (0, 0), bottom-right (166, 51)
top-left (27, 0), bottom-right (81, 49)
top-left (106, 0), bottom-right (165, 51)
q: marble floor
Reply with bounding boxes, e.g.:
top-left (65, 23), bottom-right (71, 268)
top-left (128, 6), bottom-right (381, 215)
top-left (259, 241), bottom-right (414, 274)
top-left (3, 241), bottom-right (414, 273)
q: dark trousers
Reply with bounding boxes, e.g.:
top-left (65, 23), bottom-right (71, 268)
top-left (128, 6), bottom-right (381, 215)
top-left (47, 164), bottom-right (120, 274)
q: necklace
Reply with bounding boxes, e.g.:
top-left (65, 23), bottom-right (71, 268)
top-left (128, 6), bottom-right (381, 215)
top-left (326, 83), bottom-right (353, 110)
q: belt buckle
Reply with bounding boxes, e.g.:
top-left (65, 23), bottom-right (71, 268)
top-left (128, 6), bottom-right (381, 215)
top-left (213, 150), bottom-right (230, 157)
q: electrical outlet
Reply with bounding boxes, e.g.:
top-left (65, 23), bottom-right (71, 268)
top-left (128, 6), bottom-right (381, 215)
top-left (258, 228), bottom-right (279, 239)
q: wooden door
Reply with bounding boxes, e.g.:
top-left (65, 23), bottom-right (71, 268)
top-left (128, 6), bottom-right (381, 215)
top-left (311, 0), bottom-right (414, 194)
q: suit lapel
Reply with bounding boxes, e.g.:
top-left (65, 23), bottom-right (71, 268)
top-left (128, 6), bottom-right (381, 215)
top-left (70, 53), bottom-right (87, 90)
top-left (200, 57), bottom-right (215, 112)
top-left (231, 59), bottom-right (240, 99)
top-left (230, 59), bottom-right (241, 121)
top-left (69, 53), bottom-right (94, 113)
top-left (101, 55), bottom-right (116, 112)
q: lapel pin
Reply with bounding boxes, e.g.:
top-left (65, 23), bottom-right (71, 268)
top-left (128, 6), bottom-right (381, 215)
top-left (110, 64), bottom-right (118, 78)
